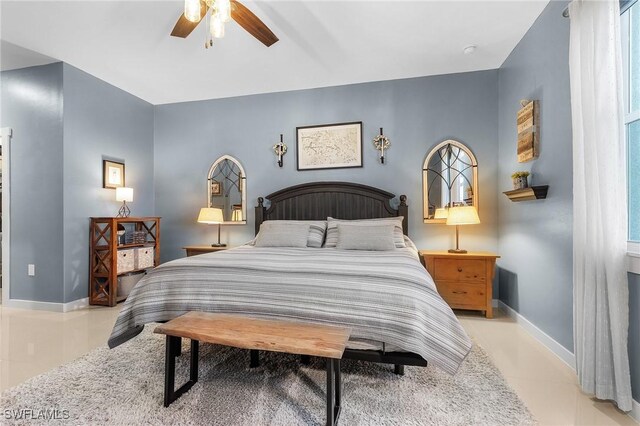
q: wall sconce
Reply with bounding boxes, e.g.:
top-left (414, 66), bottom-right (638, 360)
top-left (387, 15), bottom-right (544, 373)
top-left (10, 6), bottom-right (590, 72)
top-left (115, 187), bottom-right (133, 218)
top-left (372, 127), bottom-right (390, 164)
top-left (273, 134), bottom-right (287, 168)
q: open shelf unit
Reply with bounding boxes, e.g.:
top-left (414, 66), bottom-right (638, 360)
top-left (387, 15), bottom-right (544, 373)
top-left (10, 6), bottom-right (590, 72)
top-left (503, 185), bottom-right (549, 202)
top-left (89, 217), bottom-right (161, 306)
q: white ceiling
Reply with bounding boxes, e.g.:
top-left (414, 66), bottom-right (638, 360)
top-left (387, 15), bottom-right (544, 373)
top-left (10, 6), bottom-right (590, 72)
top-left (0, 40), bottom-right (58, 71)
top-left (0, 1), bottom-right (549, 105)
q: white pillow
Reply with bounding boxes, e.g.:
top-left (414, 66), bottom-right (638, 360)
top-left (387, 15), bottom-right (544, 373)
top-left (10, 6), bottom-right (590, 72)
top-left (336, 223), bottom-right (396, 251)
top-left (324, 217), bottom-right (406, 248)
top-left (254, 222), bottom-right (310, 248)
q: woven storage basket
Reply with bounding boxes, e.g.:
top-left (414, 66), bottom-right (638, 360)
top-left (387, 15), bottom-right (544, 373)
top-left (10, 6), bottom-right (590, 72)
top-left (117, 272), bottom-right (145, 298)
top-left (135, 247), bottom-right (155, 270)
top-left (117, 249), bottom-right (135, 274)
top-left (125, 231), bottom-right (147, 245)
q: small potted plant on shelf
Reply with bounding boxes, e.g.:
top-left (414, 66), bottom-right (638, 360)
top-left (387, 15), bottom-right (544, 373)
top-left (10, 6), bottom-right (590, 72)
top-left (511, 171), bottom-right (530, 190)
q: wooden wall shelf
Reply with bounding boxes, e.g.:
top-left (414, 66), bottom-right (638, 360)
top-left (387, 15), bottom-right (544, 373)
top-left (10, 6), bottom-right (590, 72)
top-left (89, 217), bottom-right (161, 307)
top-left (503, 185), bottom-right (549, 202)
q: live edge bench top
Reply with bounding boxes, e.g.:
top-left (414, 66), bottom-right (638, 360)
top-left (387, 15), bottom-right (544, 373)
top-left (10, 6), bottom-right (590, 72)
top-left (154, 312), bottom-right (351, 359)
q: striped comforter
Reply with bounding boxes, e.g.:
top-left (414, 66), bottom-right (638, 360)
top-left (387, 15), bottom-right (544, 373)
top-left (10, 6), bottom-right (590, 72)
top-left (108, 244), bottom-right (472, 374)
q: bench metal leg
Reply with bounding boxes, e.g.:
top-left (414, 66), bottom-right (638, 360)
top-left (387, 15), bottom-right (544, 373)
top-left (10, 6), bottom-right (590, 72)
top-left (171, 337), bottom-right (182, 358)
top-left (164, 336), bottom-right (199, 407)
top-left (250, 349), bottom-right (260, 368)
top-left (326, 358), bottom-right (342, 426)
top-left (394, 364), bottom-right (405, 376)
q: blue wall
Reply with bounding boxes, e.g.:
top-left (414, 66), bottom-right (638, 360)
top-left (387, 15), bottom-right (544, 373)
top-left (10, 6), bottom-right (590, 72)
top-left (0, 63), bottom-right (154, 303)
top-left (154, 71), bottom-right (500, 263)
top-left (497, 0), bottom-right (640, 403)
top-left (62, 64), bottom-right (155, 303)
top-left (497, 1), bottom-right (574, 351)
top-left (0, 63), bottom-right (65, 302)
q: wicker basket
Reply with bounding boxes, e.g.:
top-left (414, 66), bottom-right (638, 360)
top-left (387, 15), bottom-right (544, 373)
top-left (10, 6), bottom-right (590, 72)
top-left (125, 231), bottom-right (147, 245)
top-left (117, 249), bottom-right (135, 274)
top-left (135, 247), bottom-right (155, 270)
top-left (117, 272), bottom-right (145, 298)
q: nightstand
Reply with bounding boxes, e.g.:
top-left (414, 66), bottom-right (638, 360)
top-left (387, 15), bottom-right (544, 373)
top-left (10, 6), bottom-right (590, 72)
top-left (183, 245), bottom-right (229, 257)
top-left (419, 250), bottom-right (500, 318)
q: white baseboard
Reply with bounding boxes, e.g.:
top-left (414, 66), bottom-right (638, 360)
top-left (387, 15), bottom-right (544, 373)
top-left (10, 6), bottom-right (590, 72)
top-left (631, 398), bottom-right (640, 423)
top-left (496, 300), bottom-right (640, 422)
top-left (4, 297), bottom-right (89, 313)
top-left (62, 297), bottom-right (89, 312)
top-left (497, 300), bottom-right (576, 371)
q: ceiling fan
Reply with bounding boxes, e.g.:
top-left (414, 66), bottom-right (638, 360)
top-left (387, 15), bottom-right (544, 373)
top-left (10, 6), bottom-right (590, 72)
top-left (171, 0), bottom-right (278, 48)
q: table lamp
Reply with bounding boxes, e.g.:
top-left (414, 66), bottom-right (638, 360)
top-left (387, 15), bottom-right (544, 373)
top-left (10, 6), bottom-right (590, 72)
top-left (116, 187), bottom-right (133, 218)
top-left (198, 207), bottom-right (226, 247)
top-left (446, 206), bottom-right (480, 253)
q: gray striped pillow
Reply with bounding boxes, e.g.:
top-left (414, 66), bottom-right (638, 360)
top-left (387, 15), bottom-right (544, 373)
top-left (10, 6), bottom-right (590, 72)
top-left (256, 220), bottom-right (327, 248)
top-left (325, 217), bottom-right (406, 248)
top-left (255, 222), bottom-right (310, 247)
top-left (336, 223), bottom-right (396, 251)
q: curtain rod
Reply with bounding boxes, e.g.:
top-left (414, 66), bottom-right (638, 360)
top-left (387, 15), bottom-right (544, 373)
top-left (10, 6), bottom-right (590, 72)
top-left (563, 0), bottom-right (638, 18)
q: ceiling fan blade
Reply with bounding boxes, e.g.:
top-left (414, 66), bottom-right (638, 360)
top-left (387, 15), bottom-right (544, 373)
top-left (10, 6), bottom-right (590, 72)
top-left (171, 0), bottom-right (208, 38)
top-left (231, 1), bottom-right (279, 47)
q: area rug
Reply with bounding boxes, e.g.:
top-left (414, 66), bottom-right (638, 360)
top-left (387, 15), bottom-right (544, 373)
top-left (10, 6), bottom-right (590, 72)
top-left (1, 326), bottom-right (535, 425)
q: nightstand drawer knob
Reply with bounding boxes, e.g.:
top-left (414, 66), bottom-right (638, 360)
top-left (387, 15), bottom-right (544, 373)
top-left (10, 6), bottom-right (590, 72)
top-left (457, 267), bottom-right (463, 272)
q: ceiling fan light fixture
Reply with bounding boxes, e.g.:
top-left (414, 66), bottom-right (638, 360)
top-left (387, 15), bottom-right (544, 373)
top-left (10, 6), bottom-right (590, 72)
top-left (184, 0), bottom-right (201, 23)
top-left (216, 0), bottom-right (232, 23)
top-left (210, 14), bottom-right (225, 38)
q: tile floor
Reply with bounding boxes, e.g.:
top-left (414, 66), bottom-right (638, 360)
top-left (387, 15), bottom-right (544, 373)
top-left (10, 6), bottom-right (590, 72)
top-left (0, 301), bottom-right (637, 425)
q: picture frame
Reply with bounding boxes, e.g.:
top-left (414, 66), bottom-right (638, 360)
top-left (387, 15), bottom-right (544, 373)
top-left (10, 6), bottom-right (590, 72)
top-left (211, 179), bottom-right (222, 196)
top-left (103, 160), bottom-right (125, 189)
top-left (296, 121), bottom-right (363, 171)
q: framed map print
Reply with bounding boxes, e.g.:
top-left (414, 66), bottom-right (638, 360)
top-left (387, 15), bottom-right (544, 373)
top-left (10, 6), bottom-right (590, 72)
top-left (102, 160), bottom-right (125, 189)
top-left (296, 122), bottom-right (363, 171)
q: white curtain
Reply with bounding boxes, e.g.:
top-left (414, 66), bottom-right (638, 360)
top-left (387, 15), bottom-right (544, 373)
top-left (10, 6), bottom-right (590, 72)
top-left (569, 0), bottom-right (633, 412)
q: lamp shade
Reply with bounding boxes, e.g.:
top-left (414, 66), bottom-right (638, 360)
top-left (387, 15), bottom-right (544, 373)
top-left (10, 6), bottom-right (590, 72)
top-left (115, 187), bottom-right (133, 202)
top-left (434, 207), bottom-right (449, 220)
top-left (198, 207), bottom-right (224, 224)
top-left (446, 206), bottom-right (480, 226)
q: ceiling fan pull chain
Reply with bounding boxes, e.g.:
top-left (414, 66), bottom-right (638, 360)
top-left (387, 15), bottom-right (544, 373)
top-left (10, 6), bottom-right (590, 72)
top-left (204, 9), bottom-right (213, 49)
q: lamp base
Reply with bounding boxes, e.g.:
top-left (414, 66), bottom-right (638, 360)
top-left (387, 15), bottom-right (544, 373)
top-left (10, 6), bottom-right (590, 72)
top-left (116, 202), bottom-right (131, 218)
top-left (211, 243), bottom-right (227, 248)
top-left (447, 248), bottom-right (468, 254)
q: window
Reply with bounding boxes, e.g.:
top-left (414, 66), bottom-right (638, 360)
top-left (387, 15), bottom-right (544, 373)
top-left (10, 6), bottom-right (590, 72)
top-left (622, 0), bottom-right (640, 244)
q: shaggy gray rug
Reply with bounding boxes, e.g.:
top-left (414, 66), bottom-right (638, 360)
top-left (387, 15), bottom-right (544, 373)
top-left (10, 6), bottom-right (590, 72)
top-left (1, 326), bottom-right (535, 425)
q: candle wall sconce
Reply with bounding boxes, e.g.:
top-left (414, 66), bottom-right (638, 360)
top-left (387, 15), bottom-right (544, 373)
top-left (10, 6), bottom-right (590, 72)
top-left (273, 134), bottom-right (287, 168)
top-left (372, 128), bottom-right (391, 164)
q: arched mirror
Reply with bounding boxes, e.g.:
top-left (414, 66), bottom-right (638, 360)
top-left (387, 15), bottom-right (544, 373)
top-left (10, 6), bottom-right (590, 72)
top-left (207, 155), bottom-right (247, 224)
top-left (423, 140), bottom-right (478, 223)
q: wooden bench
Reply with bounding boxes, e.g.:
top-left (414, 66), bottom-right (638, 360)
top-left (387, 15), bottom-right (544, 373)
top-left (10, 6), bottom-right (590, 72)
top-left (154, 312), bottom-right (351, 426)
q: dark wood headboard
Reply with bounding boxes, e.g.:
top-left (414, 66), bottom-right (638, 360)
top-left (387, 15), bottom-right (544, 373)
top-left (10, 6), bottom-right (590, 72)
top-left (255, 181), bottom-right (408, 235)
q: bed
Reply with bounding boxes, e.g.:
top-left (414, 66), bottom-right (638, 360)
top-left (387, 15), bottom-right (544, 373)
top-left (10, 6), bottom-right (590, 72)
top-left (108, 181), bottom-right (472, 375)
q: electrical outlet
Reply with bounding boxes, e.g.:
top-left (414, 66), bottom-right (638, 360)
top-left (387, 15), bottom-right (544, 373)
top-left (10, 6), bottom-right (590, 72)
top-left (28, 264), bottom-right (35, 276)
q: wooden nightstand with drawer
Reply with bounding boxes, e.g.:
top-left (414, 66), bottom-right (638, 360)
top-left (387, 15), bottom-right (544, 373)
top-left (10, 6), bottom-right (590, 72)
top-left (183, 246), bottom-right (229, 257)
top-left (419, 251), bottom-right (500, 318)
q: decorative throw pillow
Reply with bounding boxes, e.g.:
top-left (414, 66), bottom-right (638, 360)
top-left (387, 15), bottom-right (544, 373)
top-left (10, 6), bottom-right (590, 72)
top-left (336, 223), bottom-right (396, 251)
top-left (264, 220), bottom-right (326, 248)
top-left (324, 217), bottom-right (406, 248)
top-left (254, 222), bottom-right (310, 248)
